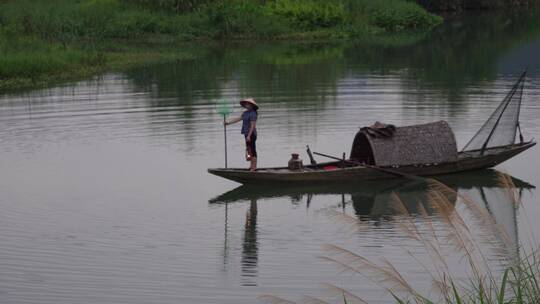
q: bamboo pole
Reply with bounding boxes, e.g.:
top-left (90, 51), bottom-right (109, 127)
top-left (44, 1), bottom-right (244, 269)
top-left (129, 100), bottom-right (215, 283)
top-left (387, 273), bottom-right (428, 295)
top-left (223, 116), bottom-right (228, 168)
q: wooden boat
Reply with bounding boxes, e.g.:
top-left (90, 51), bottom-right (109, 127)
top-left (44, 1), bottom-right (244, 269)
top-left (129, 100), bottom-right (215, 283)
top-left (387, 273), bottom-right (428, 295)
top-left (208, 142), bottom-right (535, 184)
top-left (208, 72), bottom-right (536, 184)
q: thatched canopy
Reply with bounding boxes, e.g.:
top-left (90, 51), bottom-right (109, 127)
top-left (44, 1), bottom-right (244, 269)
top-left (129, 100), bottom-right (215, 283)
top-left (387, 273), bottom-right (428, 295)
top-left (350, 121), bottom-right (458, 166)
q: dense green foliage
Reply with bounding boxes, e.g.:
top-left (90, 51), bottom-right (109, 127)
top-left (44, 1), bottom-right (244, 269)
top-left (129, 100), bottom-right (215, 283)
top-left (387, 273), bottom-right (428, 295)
top-left (204, 0), bottom-right (291, 37)
top-left (267, 0), bottom-right (346, 29)
top-left (366, 0), bottom-right (443, 32)
top-left (126, 0), bottom-right (212, 12)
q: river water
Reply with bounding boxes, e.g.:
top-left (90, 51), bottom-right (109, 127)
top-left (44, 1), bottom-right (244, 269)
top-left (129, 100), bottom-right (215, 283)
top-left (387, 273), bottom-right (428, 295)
top-left (1, 9), bottom-right (540, 304)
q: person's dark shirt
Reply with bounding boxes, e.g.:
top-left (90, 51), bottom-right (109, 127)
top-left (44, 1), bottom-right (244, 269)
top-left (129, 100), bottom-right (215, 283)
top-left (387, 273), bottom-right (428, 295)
top-left (241, 110), bottom-right (257, 136)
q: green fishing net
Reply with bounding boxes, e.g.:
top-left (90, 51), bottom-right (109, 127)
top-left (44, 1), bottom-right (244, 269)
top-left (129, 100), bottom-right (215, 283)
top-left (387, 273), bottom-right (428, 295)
top-left (218, 100), bottom-right (232, 117)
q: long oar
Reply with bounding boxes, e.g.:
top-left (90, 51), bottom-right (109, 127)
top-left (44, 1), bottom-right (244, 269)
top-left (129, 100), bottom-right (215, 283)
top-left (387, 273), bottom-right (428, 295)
top-left (312, 151), bottom-right (424, 181)
top-left (218, 100), bottom-right (232, 168)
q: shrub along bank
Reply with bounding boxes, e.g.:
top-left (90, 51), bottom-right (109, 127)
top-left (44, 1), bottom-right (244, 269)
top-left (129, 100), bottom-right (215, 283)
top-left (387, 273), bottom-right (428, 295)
top-left (414, 0), bottom-right (537, 11)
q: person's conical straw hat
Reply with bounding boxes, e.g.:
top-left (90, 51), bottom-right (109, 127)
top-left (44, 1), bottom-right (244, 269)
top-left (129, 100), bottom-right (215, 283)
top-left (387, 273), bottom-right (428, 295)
top-left (239, 98), bottom-right (259, 110)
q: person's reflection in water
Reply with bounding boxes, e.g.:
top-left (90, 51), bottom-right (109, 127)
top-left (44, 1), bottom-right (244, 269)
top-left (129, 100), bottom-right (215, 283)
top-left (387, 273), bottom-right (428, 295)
top-left (241, 198), bottom-right (258, 286)
top-left (222, 202), bottom-right (229, 272)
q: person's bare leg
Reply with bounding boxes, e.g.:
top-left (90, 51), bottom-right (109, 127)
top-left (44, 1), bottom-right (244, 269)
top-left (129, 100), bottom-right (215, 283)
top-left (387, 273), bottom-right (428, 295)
top-left (250, 157), bottom-right (257, 171)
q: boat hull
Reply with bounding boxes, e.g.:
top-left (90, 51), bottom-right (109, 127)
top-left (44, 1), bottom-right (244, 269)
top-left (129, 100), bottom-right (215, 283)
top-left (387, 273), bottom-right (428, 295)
top-left (207, 142), bottom-right (535, 184)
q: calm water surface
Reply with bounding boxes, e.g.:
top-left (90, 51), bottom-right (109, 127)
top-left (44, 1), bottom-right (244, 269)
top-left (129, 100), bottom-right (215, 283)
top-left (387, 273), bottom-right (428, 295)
top-left (1, 9), bottom-right (540, 304)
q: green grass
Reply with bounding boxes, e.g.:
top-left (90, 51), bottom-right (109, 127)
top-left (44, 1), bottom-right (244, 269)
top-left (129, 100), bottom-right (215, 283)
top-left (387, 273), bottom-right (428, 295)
top-left (0, 33), bottom-right (195, 91)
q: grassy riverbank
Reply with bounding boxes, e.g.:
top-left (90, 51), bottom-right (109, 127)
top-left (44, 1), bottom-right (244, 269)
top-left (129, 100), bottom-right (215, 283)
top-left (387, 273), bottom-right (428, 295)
top-left (0, 0), bottom-right (442, 91)
top-left (0, 36), bottom-right (196, 91)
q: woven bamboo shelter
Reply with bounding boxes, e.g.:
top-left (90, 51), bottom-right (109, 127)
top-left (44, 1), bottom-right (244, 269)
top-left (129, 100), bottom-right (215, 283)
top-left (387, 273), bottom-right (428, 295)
top-left (349, 121), bottom-right (458, 166)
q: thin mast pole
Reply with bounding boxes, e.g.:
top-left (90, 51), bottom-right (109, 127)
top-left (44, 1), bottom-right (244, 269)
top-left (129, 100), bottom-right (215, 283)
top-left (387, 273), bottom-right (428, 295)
top-left (516, 73), bottom-right (526, 143)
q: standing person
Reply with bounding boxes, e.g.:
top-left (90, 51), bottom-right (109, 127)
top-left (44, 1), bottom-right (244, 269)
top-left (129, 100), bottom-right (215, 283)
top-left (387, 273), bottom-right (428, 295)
top-left (224, 98), bottom-right (259, 171)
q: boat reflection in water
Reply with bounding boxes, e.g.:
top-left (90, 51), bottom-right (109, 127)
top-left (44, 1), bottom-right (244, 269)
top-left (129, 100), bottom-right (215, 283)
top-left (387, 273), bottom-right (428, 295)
top-left (209, 169), bottom-right (535, 286)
